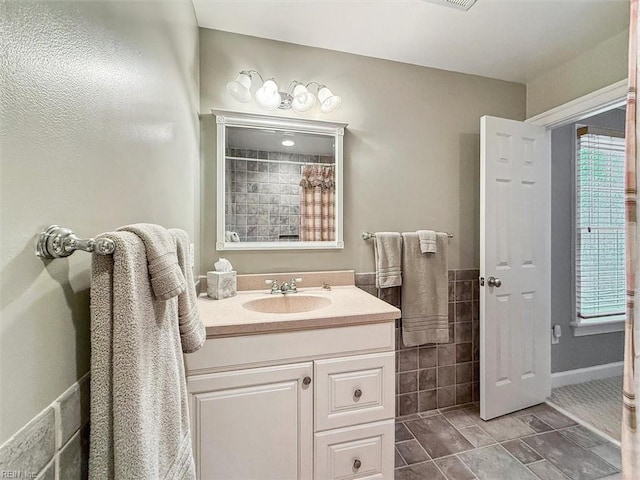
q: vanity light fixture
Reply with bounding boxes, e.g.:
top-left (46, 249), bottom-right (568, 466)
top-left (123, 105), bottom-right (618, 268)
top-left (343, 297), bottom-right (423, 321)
top-left (281, 133), bottom-right (295, 147)
top-left (225, 70), bottom-right (342, 114)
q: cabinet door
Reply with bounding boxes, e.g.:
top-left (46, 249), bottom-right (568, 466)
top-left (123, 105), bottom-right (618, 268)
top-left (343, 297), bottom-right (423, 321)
top-left (188, 362), bottom-right (313, 480)
top-left (315, 352), bottom-right (395, 431)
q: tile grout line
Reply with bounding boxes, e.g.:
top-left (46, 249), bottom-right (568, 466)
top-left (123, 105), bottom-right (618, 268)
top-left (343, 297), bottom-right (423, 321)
top-left (546, 399), bottom-right (621, 447)
top-left (496, 440), bottom-right (549, 479)
top-left (394, 438), bottom-right (411, 467)
top-left (430, 455), bottom-right (450, 479)
top-left (514, 412), bottom-right (554, 433)
top-left (526, 459), bottom-right (572, 480)
top-left (514, 416), bottom-right (621, 474)
top-left (504, 415), bottom-right (620, 479)
top-left (556, 432), bottom-right (622, 473)
top-left (434, 411), bottom-right (489, 457)
top-left (451, 453), bottom-right (480, 479)
top-left (398, 420), bottom-right (433, 463)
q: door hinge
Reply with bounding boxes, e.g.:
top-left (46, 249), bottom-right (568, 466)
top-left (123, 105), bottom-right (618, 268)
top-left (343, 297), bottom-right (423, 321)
top-left (479, 277), bottom-right (485, 286)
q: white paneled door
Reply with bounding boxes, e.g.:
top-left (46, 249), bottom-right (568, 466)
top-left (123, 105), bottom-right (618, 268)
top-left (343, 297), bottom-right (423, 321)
top-left (480, 116), bottom-right (551, 420)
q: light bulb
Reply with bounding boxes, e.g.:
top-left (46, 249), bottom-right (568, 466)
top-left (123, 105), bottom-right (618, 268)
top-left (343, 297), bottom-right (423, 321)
top-left (225, 72), bottom-right (252, 103)
top-left (282, 139), bottom-right (295, 147)
top-left (291, 84), bottom-right (316, 113)
top-left (254, 79), bottom-right (281, 110)
top-left (317, 87), bottom-right (342, 114)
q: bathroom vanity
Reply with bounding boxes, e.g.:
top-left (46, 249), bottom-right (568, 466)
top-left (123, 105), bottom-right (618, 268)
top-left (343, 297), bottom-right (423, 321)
top-left (184, 271), bottom-right (400, 480)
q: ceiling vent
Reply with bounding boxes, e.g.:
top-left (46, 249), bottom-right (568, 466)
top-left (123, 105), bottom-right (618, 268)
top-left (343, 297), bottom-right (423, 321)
top-left (422, 0), bottom-right (477, 11)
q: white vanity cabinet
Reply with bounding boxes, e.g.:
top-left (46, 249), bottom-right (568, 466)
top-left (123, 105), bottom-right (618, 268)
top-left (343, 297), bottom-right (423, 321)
top-left (186, 322), bottom-right (396, 480)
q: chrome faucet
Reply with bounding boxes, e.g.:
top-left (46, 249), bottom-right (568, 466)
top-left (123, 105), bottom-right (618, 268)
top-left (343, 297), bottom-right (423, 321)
top-left (265, 277), bottom-right (302, 294)
top-left (266, 279), bottom-right (281, 294)
top-left (281, 277), bottom-right (302, 294)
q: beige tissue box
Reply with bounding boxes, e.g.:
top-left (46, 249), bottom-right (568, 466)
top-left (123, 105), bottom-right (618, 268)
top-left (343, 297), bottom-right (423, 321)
top-left (207, 271), bottom-right (237, 300)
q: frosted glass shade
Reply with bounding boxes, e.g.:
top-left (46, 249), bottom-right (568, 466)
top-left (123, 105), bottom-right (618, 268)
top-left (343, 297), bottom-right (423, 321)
top-left (254, 79), bottom-right (281, 110)
top-left (318, 87), bottom-right (342, 114)
top-left (291, 84), bottom-right (316, 113)
top-left (226, 73), bottom-right (252, 103)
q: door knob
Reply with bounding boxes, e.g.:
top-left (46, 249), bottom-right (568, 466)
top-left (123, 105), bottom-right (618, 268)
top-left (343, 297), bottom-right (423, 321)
top-left (487, 276), bottom-right (502, 288)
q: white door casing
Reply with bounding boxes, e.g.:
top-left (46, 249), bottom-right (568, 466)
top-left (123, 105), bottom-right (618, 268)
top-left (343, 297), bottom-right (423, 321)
top-left (480, 115), bottom-right (551, 420)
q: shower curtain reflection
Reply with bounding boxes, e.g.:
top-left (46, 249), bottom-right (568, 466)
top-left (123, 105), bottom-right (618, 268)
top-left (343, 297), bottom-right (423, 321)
top-left (299, 165), bottom-right (335, 241)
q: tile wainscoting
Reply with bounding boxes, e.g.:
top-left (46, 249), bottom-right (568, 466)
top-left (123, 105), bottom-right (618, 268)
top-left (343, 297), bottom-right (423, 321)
top-left (355, 269), bottom-right (480, 416)
top-left (0, 374), bottom-right (89, 480)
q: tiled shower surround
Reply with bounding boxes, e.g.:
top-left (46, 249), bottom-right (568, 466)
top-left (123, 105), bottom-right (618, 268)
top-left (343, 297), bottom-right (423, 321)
top-left (355, 269), bottom-right (480, 416)
top-left (224, 148), bottom-right (335, 242)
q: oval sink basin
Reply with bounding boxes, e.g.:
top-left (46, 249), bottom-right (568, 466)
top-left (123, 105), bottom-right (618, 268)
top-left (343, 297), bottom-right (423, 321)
top-left (242, 294), bottom-right (332, 314)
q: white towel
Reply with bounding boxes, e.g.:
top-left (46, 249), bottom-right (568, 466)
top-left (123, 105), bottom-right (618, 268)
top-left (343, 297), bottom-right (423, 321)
top-left (401, 232), bottom-right (449, 346)
top-left (89, 231), bottom-right (197, 479)
top-left (374, 232), bottom-right (402, 288)
top-left (118, 223), bottom-right (186, 300)
top-left (171, 229), bottom-right (206, 354)
top-left (225, 231), bottom-right (240, 242)
top-left (417, 230), bottom-right (437, 254)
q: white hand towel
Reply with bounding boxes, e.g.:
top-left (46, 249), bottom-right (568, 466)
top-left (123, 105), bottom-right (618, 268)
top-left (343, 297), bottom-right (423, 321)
top-left (401, 232), bottom-right (449, 346)
top-left (417, 230), bottom-right (437, 254)
top-left (374, 232), bottom-right (402, 288)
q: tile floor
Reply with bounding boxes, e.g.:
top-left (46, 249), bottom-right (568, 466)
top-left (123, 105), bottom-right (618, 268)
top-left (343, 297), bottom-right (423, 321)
top-left (394, 403), bottom-right (621, 480)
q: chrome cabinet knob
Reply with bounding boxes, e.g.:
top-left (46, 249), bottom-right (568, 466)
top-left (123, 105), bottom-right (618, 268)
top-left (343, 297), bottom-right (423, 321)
top-left (353, 459), bottom-right (362, 470)
top-left (487, 276), bottom-right (502, 288)
top-left (302, 376), bottom-right (312, 386)
top-left (354, 389), bottom-right (363, 399)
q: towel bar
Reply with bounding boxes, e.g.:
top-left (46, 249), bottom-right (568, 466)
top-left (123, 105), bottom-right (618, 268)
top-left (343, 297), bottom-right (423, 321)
top-left (36, 225), bottom-right (115, 259)
top-left (362, 231), bottom-right (454, 240)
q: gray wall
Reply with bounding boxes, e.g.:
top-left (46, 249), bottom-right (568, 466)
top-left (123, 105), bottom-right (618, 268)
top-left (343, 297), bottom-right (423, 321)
top-left (527, 30), bottom-right (628, 118)
top-left (0, 0), bottom-right (200, 444)
top-left (199, 29), bottom-right (527, 274)
top-left (551, 109), bottom-right (625, 373)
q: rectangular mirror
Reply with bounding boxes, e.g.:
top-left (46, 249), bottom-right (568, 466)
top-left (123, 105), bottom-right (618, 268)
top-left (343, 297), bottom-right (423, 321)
top-left (213, 110), bottom-right (347, 250)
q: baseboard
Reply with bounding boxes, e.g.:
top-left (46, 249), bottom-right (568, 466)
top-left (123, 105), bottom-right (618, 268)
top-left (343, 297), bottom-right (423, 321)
top-left (551, 361), bottom-right (623, 389)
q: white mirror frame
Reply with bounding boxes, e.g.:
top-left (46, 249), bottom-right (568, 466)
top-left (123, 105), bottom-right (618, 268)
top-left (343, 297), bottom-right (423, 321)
top-left (212, 109), bottom-right (347, 251)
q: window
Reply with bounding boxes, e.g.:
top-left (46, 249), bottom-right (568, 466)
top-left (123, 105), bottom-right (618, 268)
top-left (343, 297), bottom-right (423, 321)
top-left (574, 126), bottom-right (626, 332)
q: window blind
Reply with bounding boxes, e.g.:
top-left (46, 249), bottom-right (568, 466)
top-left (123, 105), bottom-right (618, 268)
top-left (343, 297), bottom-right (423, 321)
top-left (576, 126), bottom-right (626, 321)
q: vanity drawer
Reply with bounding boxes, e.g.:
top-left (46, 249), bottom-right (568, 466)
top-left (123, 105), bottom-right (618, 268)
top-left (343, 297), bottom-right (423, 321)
top-left (315, 352), bottom-right (395, 431)
top-left (314, 420), bottom-right (394, 480)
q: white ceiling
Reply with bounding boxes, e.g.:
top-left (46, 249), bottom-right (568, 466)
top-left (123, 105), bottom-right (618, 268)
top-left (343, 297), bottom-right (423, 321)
top-left (192, 0), bottom-right (629, 84)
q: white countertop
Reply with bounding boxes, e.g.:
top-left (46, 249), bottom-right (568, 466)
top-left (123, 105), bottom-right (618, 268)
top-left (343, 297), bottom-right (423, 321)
top-left (198, 285), bottom-right (401, 337)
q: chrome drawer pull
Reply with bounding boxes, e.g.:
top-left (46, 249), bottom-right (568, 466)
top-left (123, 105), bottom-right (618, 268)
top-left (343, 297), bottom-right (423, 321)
top-left (354, 389), bottom-right (363, 399)
top-left (353, 459), bottom-right (362, 470)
